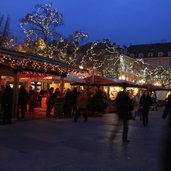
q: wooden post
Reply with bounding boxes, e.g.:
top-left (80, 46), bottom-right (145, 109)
top-left (59, 76), bottom-right (64, 97)
top-left (12, 71), bottom-right (19, 118)
top-left (107, 86), bottom-right (110, 100)
top-left (27, 77), bottom-right (31, 91)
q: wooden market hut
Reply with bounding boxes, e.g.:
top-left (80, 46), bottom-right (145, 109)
top-left (71, 75), bottom-right (139, 100)
top-left (0, 48), bottom-right (84, 118)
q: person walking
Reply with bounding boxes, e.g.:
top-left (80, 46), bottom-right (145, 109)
top-left (0, 85), bottom-right (5, 112)
top-left (74, 90), bottom-right (88, 122)
top-left (28, 86), bottom-right (35, 113)
top-left (71, 87), bottom-right (79, 118)
top-left (162, 94), bottom-right (171, 171)
top-left (63, 88), bottom-right (72, 117)
top-left (2, 85), bottom-right (13, 124)
top-left (113, 90), bottom-right (133, 143)
top-left (18, 85), bottom-right (28, 119)
top-left (46, 87), bottom-right (55, 117)
top-left (139, 90), bottom-right (152, 127)
top-left (151, 92), bottom-right (158, 111)
top-left (162, 94), bottom-right (171, 126)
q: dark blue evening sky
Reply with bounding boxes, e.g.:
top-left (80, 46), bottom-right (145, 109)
top-left (0, 0), bottom-right (171, 46)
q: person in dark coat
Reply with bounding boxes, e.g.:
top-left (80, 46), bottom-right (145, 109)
top-left (18, 85), bottom-right (28, 119)
top-left (46, 87), bottom-right (55, 117)
top-left (139, 90), bottom-right (152, 127)
top-left (71, 87), bottom-right (78, 117)
top-left (74, 90), bottom-right (88, 122)
top-left (63, 88), bottom-right (72, 117)
top-left (161, 94), bottom-right (171, 171)
top-left (2, 85), bottom-right (13, 124)
top-left (112, 90), bottom-right (133, 143)
top-left (162, 94), bottom-right (171, 126)
top-left (28, 86), bottom-right (35, 112)
top-left (161, 125), bottom-right (171, 171)
top-left (0, 85), bottom-right (5, 112)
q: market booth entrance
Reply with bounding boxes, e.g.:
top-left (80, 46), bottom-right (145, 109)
top-left (0, 48), bottom-right (83, 119)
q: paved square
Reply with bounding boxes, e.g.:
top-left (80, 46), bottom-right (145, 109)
top-left (0, 107), bottom-right (167, 171)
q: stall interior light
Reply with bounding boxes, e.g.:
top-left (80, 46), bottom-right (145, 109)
top-left (154, 82), bottom-right (161, 86)
top-left (139, 79), bottom-right (145, 84)
top-left (44, 76), bottom-right (53, 80)
top-left (119, 75), bottom-right (126, 80)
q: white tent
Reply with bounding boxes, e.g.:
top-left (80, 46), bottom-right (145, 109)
top-left (156, 91), bottom-right (170, 101)
top-left (64, 74), bottom-right (85, 83)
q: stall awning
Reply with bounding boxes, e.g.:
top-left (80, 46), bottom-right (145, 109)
top-left (72, 75), bottom-right (139, 87)
top-left (139, 83), bottom-right (171, 91)
top-left (0, 48), bottom-right (86, 77)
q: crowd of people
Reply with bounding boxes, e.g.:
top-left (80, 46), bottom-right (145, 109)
top-left (0, 84), bottom-right (43, 123)
top-left (0, 84), bottom-right (108, 123)
top-left (45, 87), bottom-right (108, 122)
top-left (0, 83), bottom-right (170, 135)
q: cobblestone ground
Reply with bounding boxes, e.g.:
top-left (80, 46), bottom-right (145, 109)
top-left (0, 107), bottom-right (168, 171)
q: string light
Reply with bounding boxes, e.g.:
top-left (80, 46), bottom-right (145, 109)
top-left (5, 2), bottom-right (170, 86)
top-left (0, 53), bottom-right (86, 77)
top-left (20, 3), bottom-right (64, 42)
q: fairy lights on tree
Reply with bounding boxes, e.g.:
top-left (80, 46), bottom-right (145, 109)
top-left (17, 2), bottom-right (171, 83)
top-left (148, 66), bottom-right (171, 87)
top-left (19, 3), bottom-right (89, 67)
top-left (129, 59), bottom-right (150, 83)
top-left (20, 3), bottom-right (64, 43)
top-left (80, 39), bottom-right (121, 77)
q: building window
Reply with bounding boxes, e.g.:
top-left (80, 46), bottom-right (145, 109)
top-left (148, 52), bottom-right (153, 57)
top-left (158, 52), bottom-right (164, 57)
top-left (169, 58), bottom-right (171, 67)
top-left (138, 53), bottom-right (144, 58)
top-left (158, 59), bottom-right (162, 66)
top-left (168, 51), bottom-right (171, 57)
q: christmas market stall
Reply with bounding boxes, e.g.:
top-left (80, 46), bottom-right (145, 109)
top-left (0, 48), bottom-right (85, 118)
top-left (72, 75), bottom-right (139, 100)
top-left (71, 75), bottom-right (139, 113)
top-left (138, 83), bottom-right (171, 106)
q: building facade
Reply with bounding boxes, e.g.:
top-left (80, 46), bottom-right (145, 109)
top-left (127, 43), bottom-right (171, 69)
top-left (127, 43), bottom-right (171, 86)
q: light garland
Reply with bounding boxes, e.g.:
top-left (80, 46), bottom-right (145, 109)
top-left (0, 54), bottom-right (86, 77)
top-left (17, 2), bottom-right (171, 86)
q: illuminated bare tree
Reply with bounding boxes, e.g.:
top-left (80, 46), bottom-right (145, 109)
top-left (19, 3), bottom-right (88, 66)
top-left (20, 3), bottom-right (64, 43)
top-left (80, 40), bottom-right (121, 77)
top-left (149, 66), bottom-right (170, 86)
top-left (129, 59), bottom-right (150, 82)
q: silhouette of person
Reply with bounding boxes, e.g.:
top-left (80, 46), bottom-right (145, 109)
top-left (110, 90), bottom-right (133, 143)
top-left (161, 126), bottom-right (171, 171)
top-left (2, 85), bottom-right (13, 124)
top-left (46, 87), bottom-right (55, 117)
top-left (74, 90), bottom-right (88, 122)
top-left (18, 85), bottom-right (28, 119)
top-left (139, 90), bottom-right (152, 127)
top-left (28, 86), bottom-right (35, 112)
